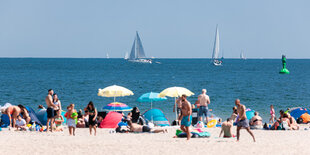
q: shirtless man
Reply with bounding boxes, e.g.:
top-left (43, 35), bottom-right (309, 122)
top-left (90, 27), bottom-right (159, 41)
top-left (127, 120), bottom-right (167, 133)
top-left (219, 118), bottom-right (234, 138)
top-left (46, 89), bottom-right (56, 132)
top-left (235, 99), bottom-right (255, 142)
top-left (1, 106), bottom-right (21, 128)
top-left (180, 95), bottom-right (192, 140)
top-left (197, 89), bottom-right (210, 123)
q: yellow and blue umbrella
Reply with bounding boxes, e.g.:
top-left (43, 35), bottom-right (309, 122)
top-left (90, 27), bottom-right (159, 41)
top-left (137, 92), bottom-right (167, 109)
top-left (103, 102), bottom-right (132, 112)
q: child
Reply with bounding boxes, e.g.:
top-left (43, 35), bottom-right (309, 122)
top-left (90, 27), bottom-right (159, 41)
top-left (15, 115), bottom-right (27, 131)
top-left (54, 110), bottom-right (64, 131)
top-left (269, 105), bottom-right (276, 123)
top-left (66, 104), bottom-right (77, 136)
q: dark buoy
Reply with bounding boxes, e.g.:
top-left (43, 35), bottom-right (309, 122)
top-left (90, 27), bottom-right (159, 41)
top-left (279, 55), bottom-right (290, 74)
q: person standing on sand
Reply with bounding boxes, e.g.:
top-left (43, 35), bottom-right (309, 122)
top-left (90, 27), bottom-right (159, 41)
top-left (235, 99), bottom-right (255, 142)
top-left (45, 89), bottom-right (56, 132)
top-left (197, 89), bottom-right (210, 124)
top-left (219, 118), bottom-right (234, 138)
top-left (180, 95), bottom-right (192, 140)
top-left (66, 104), bottom-right (77, 136)
top-left (84, 101), bottom-right (97, 136)
top-left (173, 97), bottom-right (182, 125)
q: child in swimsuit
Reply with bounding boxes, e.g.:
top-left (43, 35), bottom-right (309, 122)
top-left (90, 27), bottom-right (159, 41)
top-left (54, 110), bottom-right (64, 131)
top-left (66, 104), bottom-right (77, 136)
top-left (269, 105), bottom-right (276, 123)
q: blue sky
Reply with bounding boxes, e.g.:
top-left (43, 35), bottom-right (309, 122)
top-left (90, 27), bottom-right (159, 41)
top-left (0, 0), bottom-right (309, 58)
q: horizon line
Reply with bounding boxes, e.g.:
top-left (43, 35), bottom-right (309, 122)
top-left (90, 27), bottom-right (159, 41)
top-left (0, 57), bottom-right (309, 59)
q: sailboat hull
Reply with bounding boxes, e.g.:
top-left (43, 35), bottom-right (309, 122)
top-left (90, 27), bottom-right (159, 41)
top-left (129, 59), bottom-right (152, 64)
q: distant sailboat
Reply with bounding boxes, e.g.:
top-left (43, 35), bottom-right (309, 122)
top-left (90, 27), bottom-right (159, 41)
top-left (211, 25), bottom-right (222, 66)
top-left (128, 31), bottom-right (152, 64)
top-left (124, 52), bottom-right (129, 60)
top-left (240, 51), bottom-right (246, 60)
top-left (106, 53), bottom-right (110, 59)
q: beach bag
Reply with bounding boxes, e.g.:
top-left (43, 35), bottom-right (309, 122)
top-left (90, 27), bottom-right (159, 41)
top-left (297, 118), bottom-right (303, 124)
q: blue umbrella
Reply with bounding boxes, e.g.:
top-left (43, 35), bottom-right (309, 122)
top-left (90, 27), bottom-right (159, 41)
top-left (137, 92), bottom-right (167, 109)
top-left (290, 108), bottom-right (310, 120)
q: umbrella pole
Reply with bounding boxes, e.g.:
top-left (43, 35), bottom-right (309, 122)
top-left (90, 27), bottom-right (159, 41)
top-left (175, 97), bottom-right (178, 125)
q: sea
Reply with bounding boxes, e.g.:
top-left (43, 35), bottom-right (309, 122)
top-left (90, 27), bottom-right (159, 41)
top-left (0, 58), bottom-right (309, 122)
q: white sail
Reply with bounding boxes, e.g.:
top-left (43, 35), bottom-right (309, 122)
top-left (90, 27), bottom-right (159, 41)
top-left (124, 52), bottom-right (129, 60)
top-left (240, 51), bottom-right (246, 60)
top-left (212, 25), bottom-right (220, 60)
top-left (128, 31), bottom-right (152, 63)
top-left (211, 25), bottom-right (222, 66)
top-left (106, 53), bottom-right (109, 59)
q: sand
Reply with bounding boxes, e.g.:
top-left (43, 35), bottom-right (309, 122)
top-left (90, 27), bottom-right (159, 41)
top-left (0, 125), bottom-right (309, 155)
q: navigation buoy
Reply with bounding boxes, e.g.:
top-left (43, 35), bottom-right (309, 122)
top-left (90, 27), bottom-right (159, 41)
top-left (279, 55), bottom-right (290, 74)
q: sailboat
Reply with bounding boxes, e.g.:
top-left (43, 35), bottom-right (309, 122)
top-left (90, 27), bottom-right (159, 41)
top-left (128, 31), bottom-right (152, 64)
top-left (124, 52), bottom-right (129, 60)
top-left (240, 51), bottom-right (246, 60)
top-left (106, 53), bottom-right (110, 59)
top-left (211, 25), bottom-right (222, 66)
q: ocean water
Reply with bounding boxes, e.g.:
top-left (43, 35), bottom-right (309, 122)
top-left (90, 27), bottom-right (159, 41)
top-left (0, 58), bottom-right (310, 122)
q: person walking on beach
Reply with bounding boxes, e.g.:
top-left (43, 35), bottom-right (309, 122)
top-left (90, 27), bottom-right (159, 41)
top-left (235, 99), bottom-right (256, 142)
top-left (269, 105), bottom-right (276, 123)
top-left (174, 97), bottom-right (183, 125)
top-left (84, 101), bottom-right (97, 136)
top-left (66, 104), bottom-right (77, 136)
top-left (197, 89), bottom-right (210, 124)
top-left (180, 95), bottom-right (192, 140)
top-left (46, 89), bottom-right (56, 132)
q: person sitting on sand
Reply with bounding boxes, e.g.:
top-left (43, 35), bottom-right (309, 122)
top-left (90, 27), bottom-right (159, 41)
top-left (288, 113), bottom-right (299, 130)
top-left (1, 105), bottom-right (21, 128)
top-left (250, 112), bottom-right (263, 129)
top-left (54, 110), bottom-right (64, 131)
top-left (38, 105), bottom-right (45, 110)
top-left (131, 107), bottom-right (145, 125)
top-left (281, 113), bottom-right (291, 130)
top-left (235, 99), bottom-right (255, 142)
top-left (219, 118), bottom-right (234, 138)
top-left (17, 105), bottom-right (31, 124)
top-left (127, 120), bottom-right (167, 133)
top-left (180, 94), bottom-right (192, 140)
top-left (76, 110), bottom-right (86, 128)
top-left (15, 115), bottom-right (27, 131)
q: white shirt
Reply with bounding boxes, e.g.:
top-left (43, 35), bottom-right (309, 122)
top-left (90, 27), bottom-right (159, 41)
top-left (16, 119), bottom-right (26, 127)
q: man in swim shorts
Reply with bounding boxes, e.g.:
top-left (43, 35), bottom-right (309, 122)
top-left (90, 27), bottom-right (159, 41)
top-left (180, 95), bottom-right (192, 140)
top-left (235, 99), bottom-right (255, 142)
top-left (219, 118), bottom-right (234, 138)
top-left (197, 89), bottom-right (210, 124)
top-left (45, 89), bottom-right (56, 132)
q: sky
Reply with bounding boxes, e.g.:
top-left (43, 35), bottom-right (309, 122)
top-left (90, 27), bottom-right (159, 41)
top-left (0, 0), bottom-right (309, 58)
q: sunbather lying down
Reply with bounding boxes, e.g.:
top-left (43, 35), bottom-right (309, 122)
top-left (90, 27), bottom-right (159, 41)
top-left (127, 120), bottom-right (168, 133)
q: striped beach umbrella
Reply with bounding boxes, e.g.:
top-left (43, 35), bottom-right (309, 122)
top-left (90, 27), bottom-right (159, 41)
top-left (103, 102), bottom-right (132, 112)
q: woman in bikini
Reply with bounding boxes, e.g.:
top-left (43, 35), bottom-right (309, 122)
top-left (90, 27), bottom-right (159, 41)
top-left (54, 110), bottom-right (64, 131)
top-left (53, 93), bottom-right (62, 115)
top-left (84, 101), bottom-right (97, 136)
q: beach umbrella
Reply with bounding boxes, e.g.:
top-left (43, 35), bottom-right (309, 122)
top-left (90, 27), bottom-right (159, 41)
top-left (103, 102), bottom-right (132, 112)
top-left (137, 92), bottom-right (167, 109)
top-left (290, 108), bottom-right (310, 120)
top-left (98, 85), bottom-right (134, 102)
top-left (159, 87), bottom-right (194, 123)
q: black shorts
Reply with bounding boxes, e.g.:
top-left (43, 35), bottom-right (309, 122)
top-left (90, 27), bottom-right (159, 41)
top-left (142, 126), bottom-right (151, 132)
top-left (89, 115), bottom-right (97, 126)
top-left (47, 107), bottom-right (55, 119)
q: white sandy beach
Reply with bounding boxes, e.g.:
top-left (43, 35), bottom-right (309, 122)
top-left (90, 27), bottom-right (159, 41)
top-left (0, 125), bottom-right (309, 155)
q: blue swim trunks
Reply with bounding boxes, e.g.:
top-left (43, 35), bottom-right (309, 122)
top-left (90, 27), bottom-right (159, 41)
top-left (181, 115), bottom-right (192, 127)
